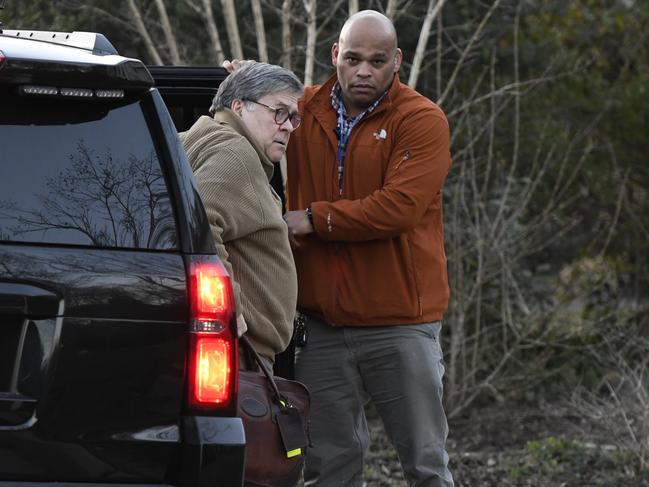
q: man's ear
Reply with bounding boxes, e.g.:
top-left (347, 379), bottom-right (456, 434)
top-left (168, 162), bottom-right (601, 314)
top-left (393, 48), bottom-right (403, 73)
top-left (231, 99), bottom-right (244, 116)
top-left (331, 43), bottom-right (339, 66)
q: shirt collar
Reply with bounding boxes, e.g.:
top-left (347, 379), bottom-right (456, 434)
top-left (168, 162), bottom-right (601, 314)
top-left (330, 81), bottom-right (387, 121)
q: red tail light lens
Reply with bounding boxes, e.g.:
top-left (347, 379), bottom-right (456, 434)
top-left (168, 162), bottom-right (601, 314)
top-left (190, 333), bottom-right (232, 404)
top-left (195, 264), bottom-right (229, 319)
top-left (190, 260), bottom-right (234, 325)
top-left (187, 257), bottom-right (238, 412)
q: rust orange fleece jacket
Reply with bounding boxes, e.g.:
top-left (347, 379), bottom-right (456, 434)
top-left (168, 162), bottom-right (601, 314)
top-left (286, 73), bottom-right (452, 326)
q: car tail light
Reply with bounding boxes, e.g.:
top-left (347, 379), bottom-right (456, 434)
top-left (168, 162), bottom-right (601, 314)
top-left (189, 333), bottom-right (233, 404)
top-left (193, 263), bottom-right (230, 322)
top-left (0, 51), bottom-right (5, 67)
top-left (186, 257), bottom-right (238, 413)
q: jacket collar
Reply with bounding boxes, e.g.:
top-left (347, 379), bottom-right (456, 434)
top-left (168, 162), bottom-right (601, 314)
top-left (213, 108), bottom-right (275, 181)
top-left (304, 73), bottom-right (401, 149)
top-left (306, 72), bottom-right (401, 119)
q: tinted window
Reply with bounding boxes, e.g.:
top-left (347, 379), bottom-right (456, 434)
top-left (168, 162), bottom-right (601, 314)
top-left (0, 95), bottom-right (177, 249)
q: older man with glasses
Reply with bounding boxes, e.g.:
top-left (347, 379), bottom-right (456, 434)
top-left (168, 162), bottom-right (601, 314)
top-left (181, 62), bottom-right (304, 369)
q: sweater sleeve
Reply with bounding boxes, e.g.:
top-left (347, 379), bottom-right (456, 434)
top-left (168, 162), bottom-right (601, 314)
top-left (193, 146), bottom-right (266, 314)
top-left (311, 107), bottom-right (451, 241)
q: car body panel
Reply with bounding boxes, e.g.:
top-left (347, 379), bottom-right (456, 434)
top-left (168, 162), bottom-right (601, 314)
top-left (0, 244), bottom-right (187, 482)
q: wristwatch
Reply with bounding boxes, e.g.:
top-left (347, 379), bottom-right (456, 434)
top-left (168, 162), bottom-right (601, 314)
top-left (306, 206), bottom-right (313, 225)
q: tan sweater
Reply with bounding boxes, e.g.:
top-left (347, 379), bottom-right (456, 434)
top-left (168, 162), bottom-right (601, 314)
top-left (180, 110), bottom-right (297, 360)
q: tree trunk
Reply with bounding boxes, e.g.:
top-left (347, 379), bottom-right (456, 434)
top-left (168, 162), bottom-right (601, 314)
top-left (220, 0), bottom-right (243, 59)
top-left (153, 0), bottom-right (182, 64)
top-left (251, 0), bottom-right (269, 62)
top-left (385, 0), bottom-right (398, 21)
top-left (199, 0), bottom-right (225, 64)
top-left (349, 0), bottom-right (358, 15)
top-left (408, 0), bottom-right (446, 89)
top-left (281, 0), bottom-right (292, 70)
top-left (126, 0), bottom-right (163, 64)
top-left (303, 0), bottom-right (317, 85)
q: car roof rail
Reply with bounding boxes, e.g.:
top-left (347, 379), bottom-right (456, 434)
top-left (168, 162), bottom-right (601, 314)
top-left (1, 29), bottom-right (118, 55)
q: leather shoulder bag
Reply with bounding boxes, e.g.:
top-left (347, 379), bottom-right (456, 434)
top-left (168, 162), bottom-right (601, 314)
top-left (238, 335), bottom-right (311, 487)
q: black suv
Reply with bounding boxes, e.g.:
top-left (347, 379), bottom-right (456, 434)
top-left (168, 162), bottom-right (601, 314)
top-left (0, 29), bottom-right (246, 486)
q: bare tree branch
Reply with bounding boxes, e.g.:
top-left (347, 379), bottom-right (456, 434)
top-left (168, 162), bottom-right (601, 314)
top-left (200, 0), bottom-right (226, 64)
top-left (126, 0), bottom-right (163, 64)
top-left (438, 0), bottom-right (503, 105)
top-left (252, 0), bottom-right (269, 62)
top-left (221, 0), bottom-right (244, 59)
top-left (303, 0), bottom-right (317, 84)
top-left (153, 0), bottom-right (182, 64)
top-left (281, 0), bottom-right (293, 69)
top-left (385, 0), bottom-right (398, 21)
top-left (598, 143), bottom-right (628, 258)
top-left (408, 0), bottom-right (446, 88)
top-left (316, 0), bottom-right (347, 37)
top-left (73, 5), bottom-right (138, 32)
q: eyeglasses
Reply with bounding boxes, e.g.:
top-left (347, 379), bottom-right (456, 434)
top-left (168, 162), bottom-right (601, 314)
top-left (244, 99), bottom-right (302, 129)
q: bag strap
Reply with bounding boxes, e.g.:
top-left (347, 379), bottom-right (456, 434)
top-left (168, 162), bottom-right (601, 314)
top-left (240, 335), bottom-right (292, 410)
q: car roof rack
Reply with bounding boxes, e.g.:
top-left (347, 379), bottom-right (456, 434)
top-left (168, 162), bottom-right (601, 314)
top-left (1, 29), bottom-right (118, 55)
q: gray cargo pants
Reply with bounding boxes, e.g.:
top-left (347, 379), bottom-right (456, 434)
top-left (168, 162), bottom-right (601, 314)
top-left (295, 314), bottom-right (454, 487)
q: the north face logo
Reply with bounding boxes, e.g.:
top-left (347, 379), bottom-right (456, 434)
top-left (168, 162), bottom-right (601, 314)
top-left (373, 129), bottom-right (387, 140)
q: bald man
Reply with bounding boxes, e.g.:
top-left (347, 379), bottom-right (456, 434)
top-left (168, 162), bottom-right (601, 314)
top-left (277, 10), bottom-right (455, 486)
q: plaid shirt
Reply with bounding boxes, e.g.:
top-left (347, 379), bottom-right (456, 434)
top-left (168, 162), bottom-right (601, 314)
top-left (330, 82), bottom-right (386, 195)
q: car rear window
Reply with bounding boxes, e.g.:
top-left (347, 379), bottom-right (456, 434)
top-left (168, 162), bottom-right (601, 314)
top-left (0, 95), bottom-right (177, 249)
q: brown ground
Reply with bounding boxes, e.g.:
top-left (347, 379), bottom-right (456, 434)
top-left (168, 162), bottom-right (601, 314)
top-left (363, 402), bottom-right (649, 487)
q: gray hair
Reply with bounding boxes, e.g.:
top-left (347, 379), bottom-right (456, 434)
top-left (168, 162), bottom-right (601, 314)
top-left (210, 62), bottom-right (304, 115)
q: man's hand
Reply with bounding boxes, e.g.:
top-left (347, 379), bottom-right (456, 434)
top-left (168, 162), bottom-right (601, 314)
top-left (222, 59), bottom-right (256, 73)
top-left (284, 210), bottom-right (314, 249)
